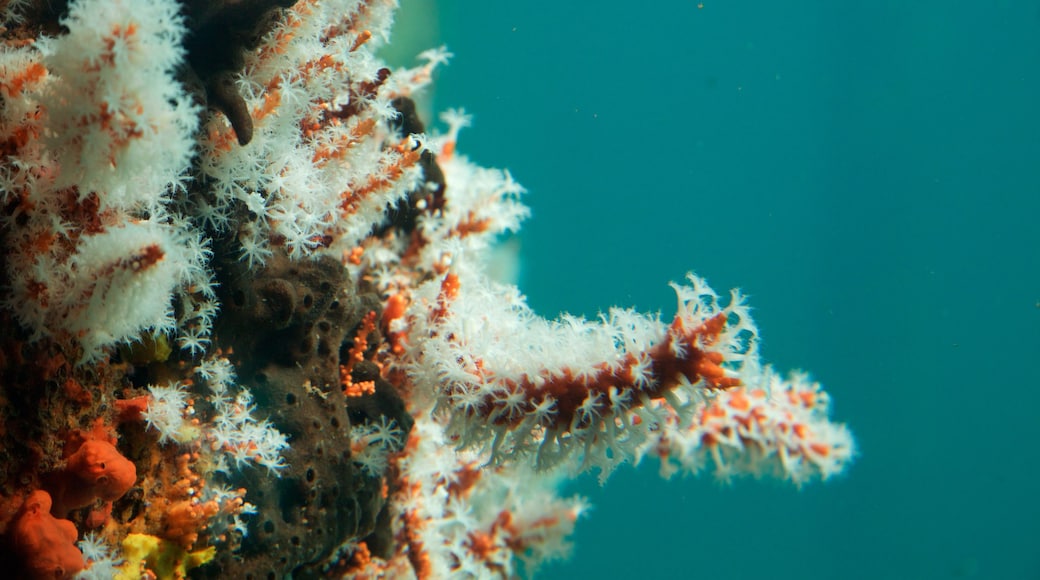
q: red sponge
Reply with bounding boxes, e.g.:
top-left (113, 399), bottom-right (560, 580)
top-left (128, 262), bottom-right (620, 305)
top-left (10, 490), bottom-right (84, 579)
top-left (50, 439), bottom-right (137, 515)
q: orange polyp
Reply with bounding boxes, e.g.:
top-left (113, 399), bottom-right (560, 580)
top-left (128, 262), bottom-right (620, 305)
top-left (452, 212), bottom-right (492, 238)
top-left (800, 391), bottom-right (819, 408)
top-left (695, 312), bottom-right (728, 340)
top-left (339, 311), bottom-right (379, 395)
top-left (809, 443), bottom-right (831, 457)
top-left (350, 30), bottom-right (373, 52)
top-left (207, 127), bottom-right (236, 152)
top-left (431, 273), bottom-right (460, 321)
top-left (441, 140), bottom-right (456, 159)
top-left (727, 389), bottom-right (751, 412)
top-left (112, 22), bottom-right (138, 39)
top-left (312, 119), bottom-right (376, 164)
top-left (466, 530), bottom-right (496, 561)
top-left (121, 243), bottom-right (164, 272)
top-left (344, 379), bottom-right (376, 398)
top-left (0, 62), bottom-right (47, 98)
top-left (339, 139), bottom-right (422, 215)
top-left (346, 246), bottom-right (364, 265)
top-left (382, 293), bottom-right (410, 354)
top-left (704, 404), bottom-right (727, 420)
top-left (383, 293), bottom-right (408, 327)
top-left (351, 541), bottom-right (373, 567)
top-left (254, 91), bottom-right (282, 122)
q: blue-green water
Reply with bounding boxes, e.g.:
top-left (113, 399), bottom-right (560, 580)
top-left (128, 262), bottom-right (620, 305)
top-left (407, 2), bottom-right (1040, 578)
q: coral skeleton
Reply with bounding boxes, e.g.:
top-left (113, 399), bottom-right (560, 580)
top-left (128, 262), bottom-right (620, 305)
top-left (0, 0), bottom-right (854, 578)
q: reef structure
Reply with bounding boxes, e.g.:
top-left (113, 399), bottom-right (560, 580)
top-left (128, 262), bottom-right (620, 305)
top-left (0, 0), bottom-right (855, 578)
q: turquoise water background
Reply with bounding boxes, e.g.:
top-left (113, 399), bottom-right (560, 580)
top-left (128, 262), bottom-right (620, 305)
top-left (397, 2), bottom-right (1040, 578)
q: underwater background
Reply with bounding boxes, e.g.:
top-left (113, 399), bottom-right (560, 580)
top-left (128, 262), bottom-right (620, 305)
top-left (392, 1), bottom-right (1040, 578)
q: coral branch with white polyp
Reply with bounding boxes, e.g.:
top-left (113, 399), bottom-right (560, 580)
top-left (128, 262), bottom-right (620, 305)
top-left (641, 370), bottom-right (854, 484)
top-left (0, 0), bottom-right (210, 362)
top-left (405, 267), bottom-right (852, 482)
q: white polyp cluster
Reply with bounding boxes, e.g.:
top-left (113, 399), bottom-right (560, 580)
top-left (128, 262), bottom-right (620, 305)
top-left (414, 141), bottom-right (530, 270)
top-left (198, 358), bottom-right (290, 475)
top-left (142, 381), bottom-right (195, 444)
top-left (638, 370), bottom-right (857, 484)
top-left (0, 0), bottom-right (209, 362)
top-left (74, 532), bottom-right (124, 580)
top-left (67, 220), bottom-right (207, 362)
top-left (349, 417), bottom-right (405, 477)
top-left (196, 0), bottom-right (436, 263)
top-left (404, 267), bottom-right (759, 477)
top-left (38, 0), bottom-right (198, 211)
top-left (667, 272), bottom-right (761, 370)
top-left (142, 357), bottom-right (289, 475)
top-left (390, 411), bottom-right (587, 578)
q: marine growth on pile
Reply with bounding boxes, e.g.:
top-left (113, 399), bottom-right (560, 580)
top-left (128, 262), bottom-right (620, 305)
top-left (0, 0), bottom-right (854, 578)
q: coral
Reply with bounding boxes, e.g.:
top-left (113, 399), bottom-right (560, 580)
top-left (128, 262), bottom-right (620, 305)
top-left (117, 533), bottom-right (215, 580)
top-left (0, 0), bottom-right (212, 363)
top-left (0, 0), bottom-right (856, 578)
top-left (406, 270), bottom-right (854, 481)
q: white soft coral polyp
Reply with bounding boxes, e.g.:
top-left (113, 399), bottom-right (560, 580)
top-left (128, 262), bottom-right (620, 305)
top-left (38, 0), bottom-right (197, 211)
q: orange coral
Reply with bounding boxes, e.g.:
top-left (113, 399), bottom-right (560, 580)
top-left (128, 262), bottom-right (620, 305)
top-left (163, 499), bottom-right (220, 549)
top-left (150, 453), bottom-right (245, 550)
top-left (340, 310), bottom-right (378, 396)
top-left (381, 293), bottom-right (409, 355)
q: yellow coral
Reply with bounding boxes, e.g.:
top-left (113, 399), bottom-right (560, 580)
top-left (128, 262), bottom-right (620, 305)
top-left (116, 533), bottom-right (215, 580)
top-left (120, 333), bottom-right (174, 364)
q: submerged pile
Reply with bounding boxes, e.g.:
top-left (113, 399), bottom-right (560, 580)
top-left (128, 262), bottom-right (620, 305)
top-left (0, 0), bottom-right (853, 578)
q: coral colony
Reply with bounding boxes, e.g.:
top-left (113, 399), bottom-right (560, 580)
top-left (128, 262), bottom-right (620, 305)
top-left (0, 0), bottom-right (854, 578)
